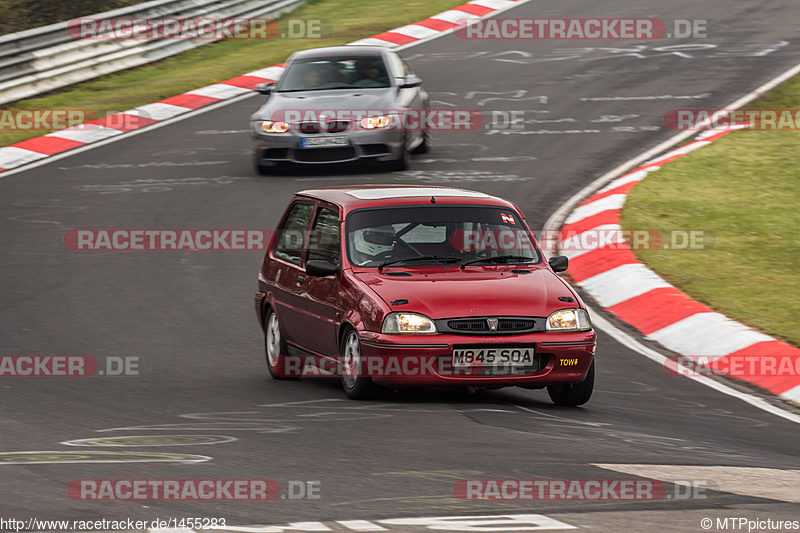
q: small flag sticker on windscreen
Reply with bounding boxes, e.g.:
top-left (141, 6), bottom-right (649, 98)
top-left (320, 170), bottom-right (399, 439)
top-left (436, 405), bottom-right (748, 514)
top-left (501, 213), bottom-right (515, 224)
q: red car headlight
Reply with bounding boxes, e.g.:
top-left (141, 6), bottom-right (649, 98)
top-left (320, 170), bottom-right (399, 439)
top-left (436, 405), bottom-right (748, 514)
top-left (546, 308), bottom-right (592, 332)
top-left (382, 312), bottom-right (437, 334)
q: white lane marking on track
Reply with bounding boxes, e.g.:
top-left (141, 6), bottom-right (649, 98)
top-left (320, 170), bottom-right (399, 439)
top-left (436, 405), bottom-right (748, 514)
top-left (593, 464), bottom-right (800, 504)
top-left (464, 90), bottom-right (547, 106)
top-left (378, 514), bottom-right (576, 531)
top-left (63, 160), bottom-right (229, 169)
top-left (581, 93), bottom-right (712, 101)
top-left (485, 128), bottom-right (601, 136)
top-left (259, 399), bottom-right (348, 407)
top-left (80, 176), bottom-right (247, 194)
top-left (337, 520), bottom-right (388, 531)
top-left (147, 513), bottom-right (578, 532)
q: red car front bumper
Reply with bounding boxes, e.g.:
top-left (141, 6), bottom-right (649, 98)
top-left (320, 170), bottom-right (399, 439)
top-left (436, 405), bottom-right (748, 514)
top-left (354, 330), bottom-right (596, 387)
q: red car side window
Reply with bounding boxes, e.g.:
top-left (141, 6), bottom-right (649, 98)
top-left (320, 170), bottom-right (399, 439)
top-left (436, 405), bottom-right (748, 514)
top-left (273, 202), bottom-right (314, 265)
top-left (306, 207), bottom-right (341, 266)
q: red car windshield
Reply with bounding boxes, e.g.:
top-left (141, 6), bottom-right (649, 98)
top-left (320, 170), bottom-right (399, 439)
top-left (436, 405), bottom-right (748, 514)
top-left (346, 205), bottom-right (541, 268)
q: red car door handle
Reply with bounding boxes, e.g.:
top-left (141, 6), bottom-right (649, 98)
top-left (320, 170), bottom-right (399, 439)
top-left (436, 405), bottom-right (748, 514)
top-left (296, 275), bottom-right (306, 284)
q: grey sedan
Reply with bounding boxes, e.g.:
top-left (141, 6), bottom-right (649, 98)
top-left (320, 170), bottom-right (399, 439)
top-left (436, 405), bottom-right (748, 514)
top-left (250, 46), bottom-right (430, 174)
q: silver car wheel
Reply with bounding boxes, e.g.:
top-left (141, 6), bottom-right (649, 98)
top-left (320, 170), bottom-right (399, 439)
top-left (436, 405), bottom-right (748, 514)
top-left (341, 331), bottom-right (361, 389)
top-left (266, 313), bottom-right (281, 367)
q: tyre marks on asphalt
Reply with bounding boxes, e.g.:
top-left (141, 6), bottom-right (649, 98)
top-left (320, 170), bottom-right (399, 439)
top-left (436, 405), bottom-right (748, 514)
top-left (5, 202), bottom-right (86, 228)
top-left (402, 42), bottom-right (789, 65)
top-left (62, 435), bottom-right (238, 446)
top-left (466, 399), bottom-right (760, 460)
top-left (0, 395), bottom-right (765, 467)
top-left (0, 400), bottom-right (472, 466)
top-left (0, 451), bottom-right (210, 465)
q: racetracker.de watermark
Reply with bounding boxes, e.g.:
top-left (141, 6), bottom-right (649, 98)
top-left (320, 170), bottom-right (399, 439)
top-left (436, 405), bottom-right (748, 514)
top-left (0, 356), bottom-right (140, 377)
top-left (65, 230), bottom-right (271, 251)
top-left (453, 479), bottom-right (711, 500)
top-left (265, 109), bottom-right (484, 131)
top-left (545, 229), bottom-right (715, 251)
top-left (66, 18), bottom-right (331, 40)
top-left (275, 354), bottom-right (551, 378)
top-left (64, 228), bottom-right (715, 252)
top-left (452, 228), bottom-right (715, 252)
top-left (0, 109), bottom-right (160, 131)
top-left (68, 479), bottom-right (321, 500)
top-left (665, 109), bottom-right (800, 130)
top-left (454, 18), bottom-right (710, 40)
top-left (0, 109), bottom-right (96, 130)
top-left (665, 355), bottom-right (800, 378)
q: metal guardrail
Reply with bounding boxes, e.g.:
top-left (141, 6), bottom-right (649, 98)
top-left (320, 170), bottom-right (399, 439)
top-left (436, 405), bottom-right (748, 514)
top-left (0, 0), bottom-right (305, 106)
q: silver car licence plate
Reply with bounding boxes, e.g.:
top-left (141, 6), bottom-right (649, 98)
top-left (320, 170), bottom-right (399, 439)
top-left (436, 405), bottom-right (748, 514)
top-left (300, 136), bottom-right (349, 148)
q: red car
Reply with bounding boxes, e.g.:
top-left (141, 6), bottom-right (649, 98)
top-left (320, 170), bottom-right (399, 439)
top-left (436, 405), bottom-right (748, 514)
top-left (255, 186), bottom-right (596, 404)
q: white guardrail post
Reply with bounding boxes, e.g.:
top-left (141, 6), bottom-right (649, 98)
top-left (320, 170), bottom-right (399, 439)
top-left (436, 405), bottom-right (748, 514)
top-left (0, 0), bottom-right (306, 106)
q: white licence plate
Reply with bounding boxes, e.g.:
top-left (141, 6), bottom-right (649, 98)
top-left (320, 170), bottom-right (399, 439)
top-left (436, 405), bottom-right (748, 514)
top-left (453, 346), bottom-right (535, 367)
top-left (300, 136), bottom-right (349, 148)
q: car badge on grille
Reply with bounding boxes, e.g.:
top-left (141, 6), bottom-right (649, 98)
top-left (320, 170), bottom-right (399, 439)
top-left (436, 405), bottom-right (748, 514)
top-left (487, 318), bottom-right (499, 331)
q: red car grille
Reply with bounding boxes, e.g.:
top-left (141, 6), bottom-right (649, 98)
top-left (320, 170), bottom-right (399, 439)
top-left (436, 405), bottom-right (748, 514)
top-left (446, 318), bottom-right (537, 333)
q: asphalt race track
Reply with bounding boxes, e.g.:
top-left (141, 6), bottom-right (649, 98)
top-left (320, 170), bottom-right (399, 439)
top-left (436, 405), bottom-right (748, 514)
top-left (2, 1), bottom-right (799, 531)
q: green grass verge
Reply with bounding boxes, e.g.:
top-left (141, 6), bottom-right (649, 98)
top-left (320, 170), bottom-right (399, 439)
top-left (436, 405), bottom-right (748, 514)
top-left (0, 0), bottom-right (463, 147)
top-left (621, 75), bottom-right (800, 347)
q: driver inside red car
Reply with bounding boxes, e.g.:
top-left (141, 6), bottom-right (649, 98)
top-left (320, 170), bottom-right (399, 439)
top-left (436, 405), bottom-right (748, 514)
top-left (352, 225), bottom-right (397, 265)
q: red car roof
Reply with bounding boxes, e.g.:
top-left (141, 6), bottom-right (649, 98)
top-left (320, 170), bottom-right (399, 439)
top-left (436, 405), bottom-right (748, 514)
top-left (294, 185), bottom-right (524, 215)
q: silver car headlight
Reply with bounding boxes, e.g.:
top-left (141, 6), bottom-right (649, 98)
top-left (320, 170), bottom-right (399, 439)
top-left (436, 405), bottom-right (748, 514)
top-left (360, 115), bottom-right (391, 129)
top-left (260, 120), bottom-right (289, 133)
top-left (546, 308), bottom-right (592, 332)
top-left (382, 312), bottom-right (437, 334)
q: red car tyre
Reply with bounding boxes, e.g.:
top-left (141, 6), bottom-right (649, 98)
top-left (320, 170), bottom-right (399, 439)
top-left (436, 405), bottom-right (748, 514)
top-left (265, 308), bottom-right (296, 380)
top-left (547, 361), bottom-right (595, 406)
top-left (340, 328), bottom-right (381, 400)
